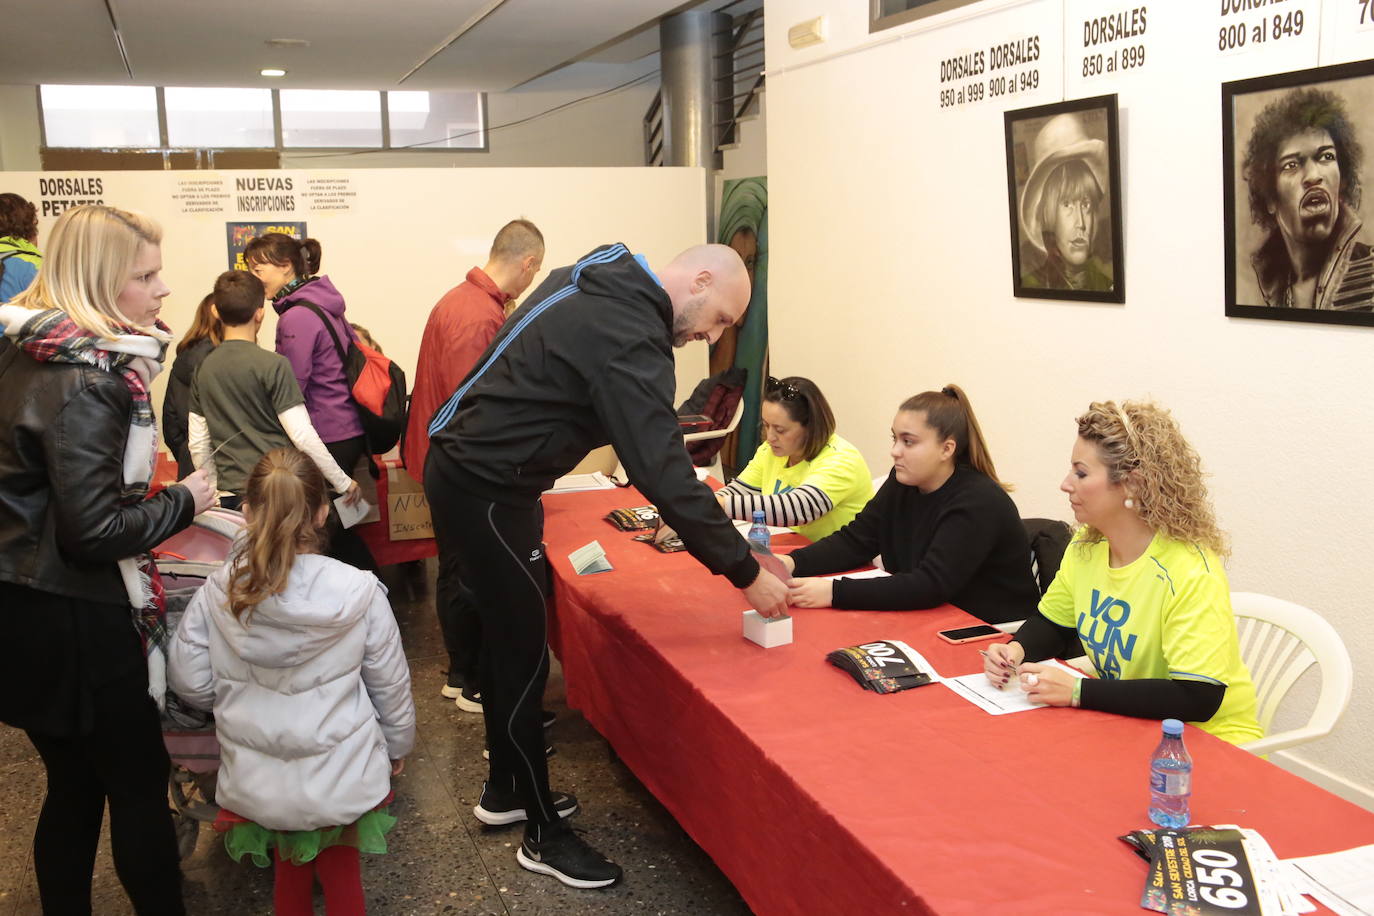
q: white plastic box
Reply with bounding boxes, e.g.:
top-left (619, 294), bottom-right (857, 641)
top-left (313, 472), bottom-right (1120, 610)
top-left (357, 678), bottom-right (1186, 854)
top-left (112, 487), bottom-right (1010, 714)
top-left (743, 610), bottom-right (793, 648)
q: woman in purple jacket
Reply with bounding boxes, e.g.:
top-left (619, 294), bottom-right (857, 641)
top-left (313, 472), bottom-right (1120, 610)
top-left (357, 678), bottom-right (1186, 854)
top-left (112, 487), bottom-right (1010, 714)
top-left (245, 232), bottom-right (376, 571)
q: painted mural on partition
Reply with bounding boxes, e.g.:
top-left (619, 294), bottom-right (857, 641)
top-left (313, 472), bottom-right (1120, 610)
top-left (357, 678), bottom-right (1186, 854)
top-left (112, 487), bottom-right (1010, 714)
top-left (1004, 94), bottom-right (1125, 304)
top-left (712, 177), bottom-right (768, 478)
top-left (225, 221), bottom-right (308, 271)
top-left (1223, 59), bottom-right (1374, 327)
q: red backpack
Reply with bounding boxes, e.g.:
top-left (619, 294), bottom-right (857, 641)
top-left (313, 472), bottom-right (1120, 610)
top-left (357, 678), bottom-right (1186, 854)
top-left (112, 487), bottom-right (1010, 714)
top-left (294, 302), bottom-right (408, 454)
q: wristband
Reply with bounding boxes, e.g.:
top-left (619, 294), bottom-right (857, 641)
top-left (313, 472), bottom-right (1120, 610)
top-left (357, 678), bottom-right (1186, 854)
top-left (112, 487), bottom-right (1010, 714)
top-left (1071, 679), bottom-right (1083, 708)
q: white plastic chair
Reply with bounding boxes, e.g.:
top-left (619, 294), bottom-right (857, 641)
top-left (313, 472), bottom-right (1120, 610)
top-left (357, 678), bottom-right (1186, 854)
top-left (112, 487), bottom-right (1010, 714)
top-left (682, 398), bottom-right (746, 480)
top-left (1230, 591), bottom-right (1353, 756)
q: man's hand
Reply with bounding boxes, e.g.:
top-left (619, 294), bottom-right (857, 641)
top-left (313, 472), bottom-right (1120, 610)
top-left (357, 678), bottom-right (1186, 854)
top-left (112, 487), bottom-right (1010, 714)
top-left (743, 568), bottom-right (788, 618)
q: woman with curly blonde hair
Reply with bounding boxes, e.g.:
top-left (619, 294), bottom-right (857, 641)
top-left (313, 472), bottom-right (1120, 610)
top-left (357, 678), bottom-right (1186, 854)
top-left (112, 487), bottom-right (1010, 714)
top-left (982, 400), bottom-right (1262, 745)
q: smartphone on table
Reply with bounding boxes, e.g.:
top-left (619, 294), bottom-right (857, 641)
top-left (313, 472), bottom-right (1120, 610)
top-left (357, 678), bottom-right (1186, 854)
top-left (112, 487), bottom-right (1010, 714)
top-left (936, 623), bottom-right (1004, 645)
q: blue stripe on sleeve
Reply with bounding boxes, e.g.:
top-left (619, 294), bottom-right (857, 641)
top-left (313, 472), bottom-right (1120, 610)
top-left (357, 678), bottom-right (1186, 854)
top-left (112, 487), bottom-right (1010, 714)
top-left (427, 244), bottom-right (628, 436)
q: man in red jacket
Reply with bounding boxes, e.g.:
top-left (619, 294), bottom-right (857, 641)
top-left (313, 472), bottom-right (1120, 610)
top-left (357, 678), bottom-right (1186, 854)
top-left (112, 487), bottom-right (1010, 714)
top-left (404, 219), bottom-right (544, 704)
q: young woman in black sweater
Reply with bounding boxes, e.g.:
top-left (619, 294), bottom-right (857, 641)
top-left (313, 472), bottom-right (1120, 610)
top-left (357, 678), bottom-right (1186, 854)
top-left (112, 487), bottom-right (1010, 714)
top-left (781, 385), bottom-right (1039, 624)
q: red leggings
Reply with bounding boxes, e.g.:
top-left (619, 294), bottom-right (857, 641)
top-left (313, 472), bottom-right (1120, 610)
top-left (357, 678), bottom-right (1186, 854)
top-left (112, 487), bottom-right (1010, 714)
top-left (273, 845), bottom-right (365, 915)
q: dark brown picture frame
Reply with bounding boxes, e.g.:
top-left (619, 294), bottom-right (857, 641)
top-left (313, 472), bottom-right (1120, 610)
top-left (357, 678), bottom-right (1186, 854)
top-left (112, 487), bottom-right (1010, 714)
top-left (1005, 94), bottom-right (1125, 303)
top-left (1223, 59), bottom-right (1374, 326)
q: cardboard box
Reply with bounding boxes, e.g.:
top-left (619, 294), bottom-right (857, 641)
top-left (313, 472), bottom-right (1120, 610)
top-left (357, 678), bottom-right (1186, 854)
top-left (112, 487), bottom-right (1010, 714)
top-left (387, 467), bottom-right (433, 541)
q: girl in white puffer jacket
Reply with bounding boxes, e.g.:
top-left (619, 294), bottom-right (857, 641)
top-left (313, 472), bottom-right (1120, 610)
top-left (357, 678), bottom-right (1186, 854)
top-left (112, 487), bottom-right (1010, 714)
top-left (170, 446), bottom-right (415, 915)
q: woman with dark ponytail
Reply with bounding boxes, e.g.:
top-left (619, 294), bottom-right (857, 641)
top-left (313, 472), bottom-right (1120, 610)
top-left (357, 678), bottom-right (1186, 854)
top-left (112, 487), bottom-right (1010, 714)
top-left (782, 384), bottom-right (1039, 623)
top-left (244, 233), bottom-right (375, 571)
top-left (170, 447), bottom-right (415, 913)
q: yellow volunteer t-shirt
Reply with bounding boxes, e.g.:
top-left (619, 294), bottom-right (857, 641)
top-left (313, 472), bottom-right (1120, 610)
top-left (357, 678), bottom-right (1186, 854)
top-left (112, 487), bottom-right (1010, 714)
top-left (1039, 532), bottom-right (1262, 746)
top-left (735, 433), bottom-right (873, 541)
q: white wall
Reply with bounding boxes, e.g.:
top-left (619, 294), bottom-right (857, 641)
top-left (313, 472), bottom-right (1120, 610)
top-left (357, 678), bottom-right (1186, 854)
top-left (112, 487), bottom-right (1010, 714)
top-left (0, 166), bottom-right (709, 417)
top-left (764, 0), bottom-right (1374, 806)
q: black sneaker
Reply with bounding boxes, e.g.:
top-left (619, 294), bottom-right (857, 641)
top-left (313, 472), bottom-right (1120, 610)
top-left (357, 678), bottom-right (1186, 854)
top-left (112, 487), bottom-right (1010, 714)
top-left (454, 686), bottom-right (482, 713)
top-left (440, 676), bottom-right (462, 700)
top-left (517, 823), bottom-right (622, 889)
top-left (473, 782), bottom-right (578, 826)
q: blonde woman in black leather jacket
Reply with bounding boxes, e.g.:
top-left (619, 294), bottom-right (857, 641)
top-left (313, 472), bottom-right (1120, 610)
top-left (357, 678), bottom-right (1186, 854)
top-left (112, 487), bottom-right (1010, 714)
top-left (0, 205), bottom-right (215, 915)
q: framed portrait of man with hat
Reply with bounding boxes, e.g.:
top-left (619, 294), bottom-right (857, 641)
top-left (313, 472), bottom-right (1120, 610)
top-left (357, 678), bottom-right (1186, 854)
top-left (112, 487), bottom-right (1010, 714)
top-left (1004, 94), bottom-right (1125, 303)
top-left (1223, 59), bottom-right (1374, 328)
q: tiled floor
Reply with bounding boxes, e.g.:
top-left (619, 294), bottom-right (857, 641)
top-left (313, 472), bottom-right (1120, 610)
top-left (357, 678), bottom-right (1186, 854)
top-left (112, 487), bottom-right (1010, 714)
top-left (0, 559), bottom-right (752, 915)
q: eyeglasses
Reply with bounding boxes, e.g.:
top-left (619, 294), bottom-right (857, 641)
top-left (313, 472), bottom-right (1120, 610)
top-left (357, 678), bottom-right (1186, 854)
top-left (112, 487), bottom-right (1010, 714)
top-left (766, 376), bottom-right (802, 401)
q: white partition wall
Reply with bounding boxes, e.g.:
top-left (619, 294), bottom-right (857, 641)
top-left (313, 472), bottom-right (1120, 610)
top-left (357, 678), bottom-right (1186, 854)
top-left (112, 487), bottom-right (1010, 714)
top-left (763, 0), bottom-right (1374, 805)
top-left (4, 167), bottom-right (710, 411)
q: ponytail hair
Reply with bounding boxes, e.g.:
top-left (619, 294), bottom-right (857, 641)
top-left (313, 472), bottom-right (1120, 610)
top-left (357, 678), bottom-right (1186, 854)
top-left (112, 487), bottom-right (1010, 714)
top-left (898, 384), bottom-right (1011, 491)
top-left (176, 293), bottom-right (223, 355)
top-left (226, 447), bottom-right (329, 620)
top-left (243, 232), bottom-right (322, 279)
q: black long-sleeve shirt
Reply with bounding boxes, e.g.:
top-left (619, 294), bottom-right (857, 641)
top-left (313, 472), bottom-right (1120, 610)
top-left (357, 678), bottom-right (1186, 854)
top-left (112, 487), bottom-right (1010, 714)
top-left (161, 337), bottom-right (214, 477)
top-left (788, 466), bottom-right (1039, 623)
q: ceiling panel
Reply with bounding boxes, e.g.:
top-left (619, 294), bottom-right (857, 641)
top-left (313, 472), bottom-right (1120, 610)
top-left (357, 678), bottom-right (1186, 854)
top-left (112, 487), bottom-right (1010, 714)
top-left (0, 0), bottom-right (710, 91)
top-left (370, 0), bottom-right (690, 89)
top-left (0, 0), bottom-right (136, 84)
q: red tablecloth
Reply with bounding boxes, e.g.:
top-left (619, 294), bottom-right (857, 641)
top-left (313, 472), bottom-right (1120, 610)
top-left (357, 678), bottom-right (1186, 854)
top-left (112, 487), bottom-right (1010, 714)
top-left (541, 486), bottom-right (1374, 916)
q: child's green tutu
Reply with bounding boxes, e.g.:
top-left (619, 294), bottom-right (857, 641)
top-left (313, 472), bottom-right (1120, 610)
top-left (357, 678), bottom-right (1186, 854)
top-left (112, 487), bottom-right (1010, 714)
top-left (214, 806), bottom-right (397, 868)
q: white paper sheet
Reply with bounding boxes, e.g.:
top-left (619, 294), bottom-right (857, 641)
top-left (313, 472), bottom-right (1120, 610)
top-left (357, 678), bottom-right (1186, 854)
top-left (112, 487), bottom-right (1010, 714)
top-left (822, 568), bottom-right (892, 581)
top-left (333, 495), bottom-right (372, 530)
top-left (568, 540), bottom-right (613, 575)
top-left (941, 659), bottom-right (1086, 715)
top-left (546, 472), bottom-right (615, 494)
top-left (1285, 844), bottom-right (1374, 916)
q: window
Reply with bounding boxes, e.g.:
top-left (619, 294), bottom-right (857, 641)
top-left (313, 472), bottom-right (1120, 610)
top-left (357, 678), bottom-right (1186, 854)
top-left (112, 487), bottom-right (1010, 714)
top-left (280, 90), bottom-right (383, 148)
top-left (38, 85), bottom-right (485, 154)
top-left (165, 87), bottom-right (274, 148)
top-left (387, 91), bottom-right (485, 150)
top-left (870, 0), bottom-right (986, 33)
top-left (40, 84), bottom-right (159, 148)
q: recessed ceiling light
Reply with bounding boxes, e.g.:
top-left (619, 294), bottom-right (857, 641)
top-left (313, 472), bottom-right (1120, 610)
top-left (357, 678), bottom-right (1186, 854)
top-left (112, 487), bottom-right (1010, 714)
top-left (261, 68), bottom-right (287, 77)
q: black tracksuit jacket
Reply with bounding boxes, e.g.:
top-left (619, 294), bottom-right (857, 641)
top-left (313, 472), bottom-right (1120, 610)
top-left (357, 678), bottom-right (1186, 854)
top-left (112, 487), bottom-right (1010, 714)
top-left (426, 243), bottom-right (758, 590)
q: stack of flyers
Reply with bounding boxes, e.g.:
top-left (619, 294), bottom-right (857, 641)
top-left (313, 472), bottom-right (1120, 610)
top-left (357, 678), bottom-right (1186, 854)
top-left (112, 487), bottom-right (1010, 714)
top-left (1121, 825), bottom-right (1310, 915)
top-left (632, 531), bottom-right (687, 552)
top-left (826, 640), bottom-right (937, 694)
top-left (605, 505), bottom-right (659, 531)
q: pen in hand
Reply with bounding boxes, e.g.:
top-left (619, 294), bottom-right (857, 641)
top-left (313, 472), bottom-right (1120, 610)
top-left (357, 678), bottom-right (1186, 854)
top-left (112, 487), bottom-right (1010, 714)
top-left (979, 648), bottom-right (1017, 672)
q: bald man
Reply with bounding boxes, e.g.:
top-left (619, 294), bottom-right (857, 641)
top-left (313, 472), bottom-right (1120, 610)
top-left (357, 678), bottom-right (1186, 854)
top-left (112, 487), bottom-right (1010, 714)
top-left (424, 242), bottom-right (786, 889)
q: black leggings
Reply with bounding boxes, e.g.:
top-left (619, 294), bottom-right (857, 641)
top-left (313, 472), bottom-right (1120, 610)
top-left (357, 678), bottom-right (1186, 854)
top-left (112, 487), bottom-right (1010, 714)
top-left (25, 670), bottom-right (184, 915)
top-left (433, 526), bottom-right (482, 687)
top-left (426, 475), bottom-right (557, 828)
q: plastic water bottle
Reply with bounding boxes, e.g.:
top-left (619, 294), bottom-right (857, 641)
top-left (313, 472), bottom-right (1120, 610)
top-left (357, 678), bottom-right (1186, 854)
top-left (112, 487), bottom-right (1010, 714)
top-left (1148, 718), bottom-right (1192, 828)
top-left (747, 510), bottom-right (770, 552)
